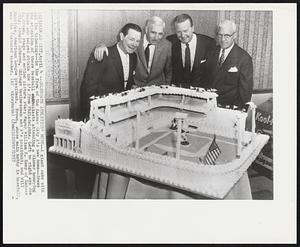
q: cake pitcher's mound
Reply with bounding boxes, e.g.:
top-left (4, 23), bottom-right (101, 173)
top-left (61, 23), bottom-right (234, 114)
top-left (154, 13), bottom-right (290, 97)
top-left (181, 141), bottom-right (190, 146)
top-left (136, 129), bottom-right (237, 164)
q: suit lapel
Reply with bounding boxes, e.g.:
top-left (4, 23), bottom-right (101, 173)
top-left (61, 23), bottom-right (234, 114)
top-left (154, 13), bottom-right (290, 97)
top-left (129, 53), bottom-right (135, 80)
top-left (213, 44), bottom-right (238, 88)
top-left (149, 42), bottom-right (162, 76)
top-left (212, 46), bottom-right (220, 73)
top-left (110, 44), bottom-right (124, 84)
top-left (219, 44), bottom-right (237, 70)
top-left (192, 34), bottom-right (202, 72)
top-left (173, 38), bottom-right (183, 71)
top-left (137, 34), bottom-right (148, 72)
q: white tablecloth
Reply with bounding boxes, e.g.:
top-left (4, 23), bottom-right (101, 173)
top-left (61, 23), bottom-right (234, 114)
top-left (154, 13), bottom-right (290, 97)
top-left (91, 171), bottom-right (252, 200)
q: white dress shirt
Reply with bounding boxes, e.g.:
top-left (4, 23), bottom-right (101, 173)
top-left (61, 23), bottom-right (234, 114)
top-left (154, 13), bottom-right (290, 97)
top-left (143, 35), bottom-right (155, 72)
top-left (181, 33), bottom-right (197, 71)
top-left (218, 42), bottom-right (235, 62)
top-left (117, 43), bottom-right (130, 88)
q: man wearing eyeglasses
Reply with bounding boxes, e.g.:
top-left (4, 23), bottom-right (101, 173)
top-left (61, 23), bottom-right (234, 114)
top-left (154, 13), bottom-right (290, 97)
top-left (205, 19), bottom-right (253, 109)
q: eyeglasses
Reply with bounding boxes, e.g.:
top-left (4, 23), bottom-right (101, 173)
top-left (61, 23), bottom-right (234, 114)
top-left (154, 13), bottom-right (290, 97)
top-left (217, 32), bottom-right (236, 39)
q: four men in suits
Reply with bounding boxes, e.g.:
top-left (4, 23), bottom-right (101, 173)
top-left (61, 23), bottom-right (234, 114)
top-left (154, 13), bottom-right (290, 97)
top-left (204, 19), bottom-right (253, 108)
top-left (94, 16), bottom-right (172, 87)
top-left (85, 15), bottom-right (254, 111)
top-left (80, 23), bottom-right (142, 120)
top-left (78, 16), bottom-right (255, 199)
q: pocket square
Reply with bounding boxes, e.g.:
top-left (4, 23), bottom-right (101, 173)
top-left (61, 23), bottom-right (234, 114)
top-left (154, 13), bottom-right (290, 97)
top-left (228, 66), bottom-right (238, 72)
top-left (200, 59), bottom-right (206, 64)
top-left (133, 70), bottom-right (136, 75)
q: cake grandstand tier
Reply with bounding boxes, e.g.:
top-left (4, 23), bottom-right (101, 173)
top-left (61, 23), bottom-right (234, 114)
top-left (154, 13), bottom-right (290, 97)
top-left (49, 85), bottom-right (269, 198)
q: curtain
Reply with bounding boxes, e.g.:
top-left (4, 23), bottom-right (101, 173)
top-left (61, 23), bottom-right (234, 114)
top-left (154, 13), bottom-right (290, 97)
top-left (217, 11), bottom-right (273, 89)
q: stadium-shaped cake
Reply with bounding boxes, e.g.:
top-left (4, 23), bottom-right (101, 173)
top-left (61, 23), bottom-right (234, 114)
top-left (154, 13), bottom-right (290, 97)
top-left (49, 85), bottom-right (269, 199)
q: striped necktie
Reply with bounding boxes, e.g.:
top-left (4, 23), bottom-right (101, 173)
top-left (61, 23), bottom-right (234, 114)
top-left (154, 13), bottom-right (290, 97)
top-left (218, 48), bottom-right (225, 66)
top-left (145, 43), bottom-right (151, 67)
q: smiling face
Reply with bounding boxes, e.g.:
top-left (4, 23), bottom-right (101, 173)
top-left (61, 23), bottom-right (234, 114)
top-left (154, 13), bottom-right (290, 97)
top-left (145, 23), bottom-right (164, 45)
top-left (217, 23), bottom-right (236, 49)
top-left (119, 28), bottom-right (141, 54)
top-left (174, 19), bottom-right (194, 44)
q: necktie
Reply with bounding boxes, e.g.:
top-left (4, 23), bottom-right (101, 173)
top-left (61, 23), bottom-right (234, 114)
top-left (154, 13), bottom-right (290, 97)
top-left (218, 48), bottom-right (225, 66)
top-left (184, 43), bottom-right (191, 73)
top-left (145, 44), bottom-right (151, 67)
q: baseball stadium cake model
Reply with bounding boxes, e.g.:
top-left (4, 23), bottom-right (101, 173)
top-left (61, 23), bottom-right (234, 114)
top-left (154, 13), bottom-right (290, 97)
top-left (49, 85), bottom-right (269, 199)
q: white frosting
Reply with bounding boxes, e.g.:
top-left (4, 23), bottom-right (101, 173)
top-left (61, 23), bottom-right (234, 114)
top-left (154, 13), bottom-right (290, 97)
top-left (50, 85), bottom-right (269, 198)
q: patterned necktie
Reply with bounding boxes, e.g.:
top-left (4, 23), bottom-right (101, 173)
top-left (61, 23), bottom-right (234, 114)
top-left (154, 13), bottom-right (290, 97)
top-left (145, 44), bottom-right (151, 67)
top-left (218, 48), bottom-right (225, 66)
top-left (184, 43), bottom-right (191, 72)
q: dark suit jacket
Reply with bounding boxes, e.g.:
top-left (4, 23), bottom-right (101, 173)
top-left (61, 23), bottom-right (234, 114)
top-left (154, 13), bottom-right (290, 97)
top-left (166, 33), bottom-right (215, 88)
top-left (204, 44), bottom-right (253, 108)
top-left (80, 44), bottom-right (137, 119)
top-left (134, 35), bottom-right (172, 87)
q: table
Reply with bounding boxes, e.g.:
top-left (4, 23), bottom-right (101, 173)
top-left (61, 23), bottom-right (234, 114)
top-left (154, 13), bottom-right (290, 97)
top-left (90, 170), bottom-right (252, 199)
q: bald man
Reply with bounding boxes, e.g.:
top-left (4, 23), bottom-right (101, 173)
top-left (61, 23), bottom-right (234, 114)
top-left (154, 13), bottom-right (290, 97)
top-left (205, 20), bottom-right (253, 108)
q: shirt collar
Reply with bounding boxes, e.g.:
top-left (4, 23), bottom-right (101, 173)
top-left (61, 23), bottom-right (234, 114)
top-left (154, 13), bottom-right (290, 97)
top-left (117, 43), bottom-right (128, 56)
top-left (143, 35), bottom-right (151, 49)
top-left (220, 42), bottom-right (235, 53)
top-left (181, 33), bottom-right (196, 47)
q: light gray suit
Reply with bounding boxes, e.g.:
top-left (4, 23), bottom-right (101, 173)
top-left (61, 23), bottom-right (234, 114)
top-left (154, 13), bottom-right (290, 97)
top-left (134, 35), bottom-right (172, 87)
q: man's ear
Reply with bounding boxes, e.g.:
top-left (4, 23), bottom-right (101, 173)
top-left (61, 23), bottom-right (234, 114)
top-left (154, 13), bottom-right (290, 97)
top-left (191, 25), bottom-right (195, 33)
top-left (120, 32), bottom-right (125, 41)
top-left (233, 32), bottom-right (237, 40)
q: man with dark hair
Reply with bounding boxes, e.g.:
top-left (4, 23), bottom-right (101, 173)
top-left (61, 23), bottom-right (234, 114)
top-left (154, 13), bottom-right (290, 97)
top-left (80, 23), bottom-right (142, 120)
top-left (204, 20), bottom-right (253, 108)
top-left (166, 14), bottom-right (215, 88)
top-left (75, 23), bottom-right (141, 199)
top-left (93, 16), bottom-right (172, 87)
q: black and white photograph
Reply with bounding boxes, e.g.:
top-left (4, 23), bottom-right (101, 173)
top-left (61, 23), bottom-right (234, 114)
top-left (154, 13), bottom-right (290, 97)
top-left (45, 8), bottom-right (274, 200)
top-left (3, 3), bottom-right (296, 244)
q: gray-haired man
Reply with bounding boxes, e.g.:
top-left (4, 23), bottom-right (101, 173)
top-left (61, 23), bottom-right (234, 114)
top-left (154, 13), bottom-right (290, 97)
top-left (94, 16), bottom-right (172, 87)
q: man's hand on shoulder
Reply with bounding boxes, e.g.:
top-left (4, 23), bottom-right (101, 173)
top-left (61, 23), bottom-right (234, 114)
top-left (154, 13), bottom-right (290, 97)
top-left (94, 43), bottom-right (109, 62)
